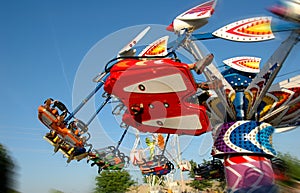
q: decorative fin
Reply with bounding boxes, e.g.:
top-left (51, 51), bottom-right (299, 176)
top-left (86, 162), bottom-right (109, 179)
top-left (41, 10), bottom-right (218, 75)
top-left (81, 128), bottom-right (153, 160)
top-left (212, 17), bottom-right (274, 42)
top-left (167, 0), bottom-right (217, 32)
top-left (177, 0), bottom-right (216, 21)
top-left (259, 75), bottom-right (300, 129)
top-left (245, 31), bottom-right (299, 119)
top-left (223, 56), bottom-right (261, 73)
top-left (138, 36), bottom-right (169, 56)
top-left (203, 63), bottom-right (237, 120)
top-left (275, 126), bottom-right (298, 133)
top-left (118, 26), bottom-right (150, 56)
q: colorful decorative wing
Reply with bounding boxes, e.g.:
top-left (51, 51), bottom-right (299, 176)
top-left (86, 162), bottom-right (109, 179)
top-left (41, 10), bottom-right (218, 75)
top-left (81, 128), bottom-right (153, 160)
top-left (176, 0), bottom-right (216, 21)
top-left (118, 26), bottom-right (150, 56)
top-left (244, 31), bottom-right (299, 119)
top-left (223, 56), bottom-right (261, 73)
top-left (167, 0), bottom-right (217, 32)
top-left (212, 17), bottom-right (274, 42)
top-left (205, 92), bottom-right (228, 124)
top-left (258, 75), bottom-right (300, 132)
top-left (138, 36), bottom-right (169, 56)
top-left (203, 63), bottom-right (237, 120)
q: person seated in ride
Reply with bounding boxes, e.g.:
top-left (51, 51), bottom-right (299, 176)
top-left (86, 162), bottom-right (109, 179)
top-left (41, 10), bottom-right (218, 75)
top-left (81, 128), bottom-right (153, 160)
top-left (44, 98), bottom-right (59, 116)
top-left (112, 157), bottom-right (125, 169)
top-left (45, 130), bottom-right (61, 145)
top-left (73, 146), bottom-right (86, 156)
top-left (45, 130), bottom-right (57, 140)
top-left (44, 99), bottom-right (68, 126)
top-left (90, 157), bottom-right (106, 168)
top-left (56, 115), bottom-right (65, 126)
top-left (56, 108), bottom-right (68, 126)
top-left (105, 152), bottom-right (119, 165)
top-left (88, 151), bottom-right (107, 168)
top-left (100, 162), bottom-right (110, 170)
top-left (68, 121), bottom-right (81, 137)
top-left (44, 98), bottom-right (52, 110)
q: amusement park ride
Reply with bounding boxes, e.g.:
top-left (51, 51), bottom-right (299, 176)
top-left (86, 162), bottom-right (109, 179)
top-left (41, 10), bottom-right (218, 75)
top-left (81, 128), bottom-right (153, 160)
top-left (38, 0), bottom-right (300, 192)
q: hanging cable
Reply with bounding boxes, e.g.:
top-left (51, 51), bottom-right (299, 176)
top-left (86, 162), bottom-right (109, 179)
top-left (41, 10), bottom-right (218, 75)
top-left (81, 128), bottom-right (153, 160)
top-left (114, 124), bottom-right (130, 154)
top-left (277, 68), bottom-right (300, 78)
top-left (104, 51), bottom-right (179, 72)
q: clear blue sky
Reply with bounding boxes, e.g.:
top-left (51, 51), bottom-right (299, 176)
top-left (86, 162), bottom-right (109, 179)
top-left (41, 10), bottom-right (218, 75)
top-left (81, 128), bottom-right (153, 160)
top-left (0, 0), bottom-right (299, 193)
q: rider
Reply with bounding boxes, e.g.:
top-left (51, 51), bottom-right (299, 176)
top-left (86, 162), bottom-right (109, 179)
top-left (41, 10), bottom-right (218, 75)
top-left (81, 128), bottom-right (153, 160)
top-left (44, 98), bottom-right (59, 116)
top-left (43, 98), bottom-right (68, 126)
top-left (68, 121), bottom-right (81, 137)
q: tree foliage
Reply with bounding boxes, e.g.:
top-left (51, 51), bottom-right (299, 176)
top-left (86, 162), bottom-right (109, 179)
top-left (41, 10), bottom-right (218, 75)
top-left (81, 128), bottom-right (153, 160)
top-left (278, 152), bottom-right (300, 180)
top-left (94, 170), bottom-right (135, 193)
top-left (276, 152), bottom-right (300, 187)
top-left (0, 143), bottom-right (17, 193)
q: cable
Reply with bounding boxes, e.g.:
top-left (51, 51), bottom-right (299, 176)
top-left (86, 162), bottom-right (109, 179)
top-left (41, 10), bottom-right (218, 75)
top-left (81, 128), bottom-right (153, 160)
top-left (277, 68), bottom-right (300, 78)
top-left (104, 51), bottom-right (179, 72)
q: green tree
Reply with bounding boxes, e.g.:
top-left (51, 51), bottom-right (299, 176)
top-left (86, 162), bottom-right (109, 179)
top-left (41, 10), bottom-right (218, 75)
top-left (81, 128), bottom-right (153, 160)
top-left (186, 160), bottom-right (213, 191)
top-left (0, 143), bottom-right (18, 193)
top-left (94, 170), bottom-right (135, 193)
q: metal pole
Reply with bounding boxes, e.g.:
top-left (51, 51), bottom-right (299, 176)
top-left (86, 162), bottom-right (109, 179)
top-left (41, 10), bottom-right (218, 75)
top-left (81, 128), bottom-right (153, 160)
top-left (161, 134), bottom-right (170, 157)
top-left (65, 73), bottom-right (108, 122)
top-left (115, 124), bottom-right (129, 152)
top-left (85, 95), bottom-right (111, 126)
top-left (176, 135), bottom-right (185, 188)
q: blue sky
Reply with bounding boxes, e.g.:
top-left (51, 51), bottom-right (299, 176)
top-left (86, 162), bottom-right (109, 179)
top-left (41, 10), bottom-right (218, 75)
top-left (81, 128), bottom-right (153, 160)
top-left (0, 0), bottom-right (299, 193)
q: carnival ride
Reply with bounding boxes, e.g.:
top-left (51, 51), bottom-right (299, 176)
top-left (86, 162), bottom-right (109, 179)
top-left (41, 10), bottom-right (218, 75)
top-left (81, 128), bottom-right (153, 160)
top-left (87, 146), bottom-right (130, 173)
top-left (194, 158), bottom-right (224, 181)
top-left (37, 0), bottom-right (300, 192)
top-left (38, 98), bottom-right (91, 163)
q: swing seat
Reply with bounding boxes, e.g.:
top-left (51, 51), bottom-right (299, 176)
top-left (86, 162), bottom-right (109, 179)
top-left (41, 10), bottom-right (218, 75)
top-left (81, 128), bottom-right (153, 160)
top-left (139, 158), bottom-right (174, 176)
top-left (55, 143), bottom-right (88, 163)
top-left (194, 159), bottom-right (224, 180)
top-left (88, 147), bottom-right (120, 163)
top-left (88, 148), bottom-right (129, 173)
top-left (38, 99), bottom-right (88, 148)
top-left (43, 131), bottom-right (61, 146)
top-left (104, 58), bottom-right (211, 136)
